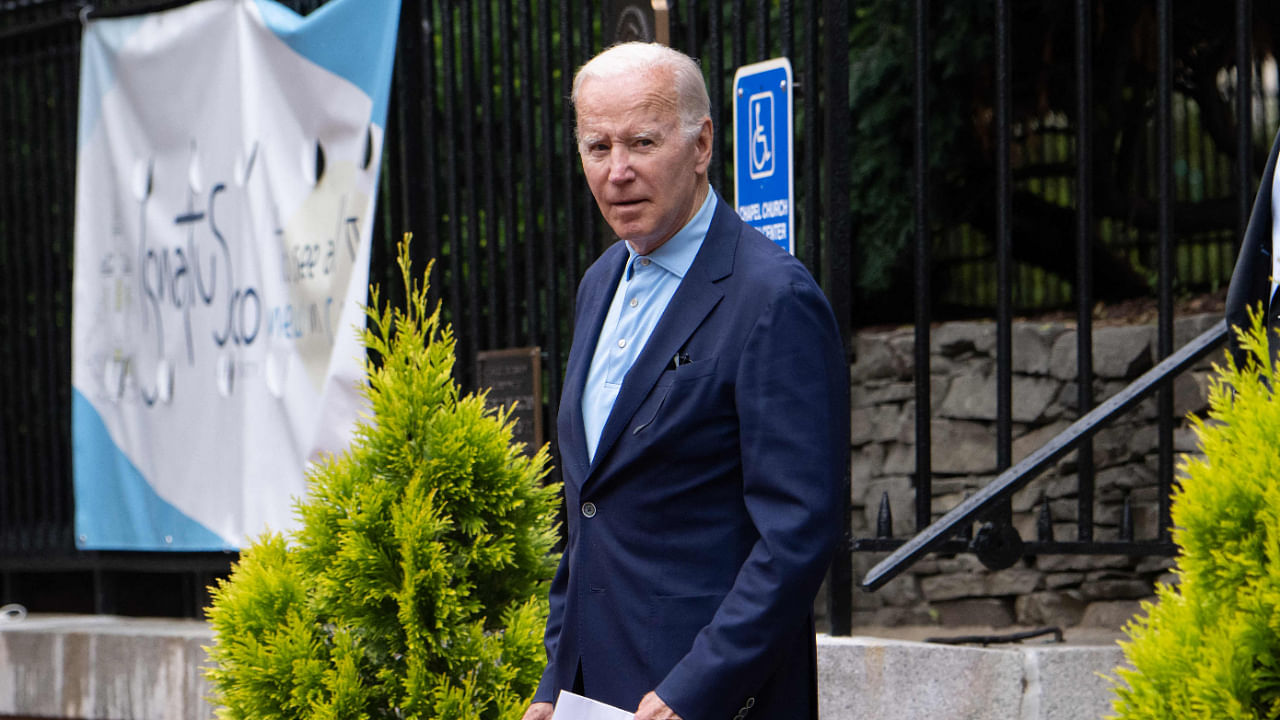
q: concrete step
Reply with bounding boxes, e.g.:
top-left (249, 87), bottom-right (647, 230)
top-left (818, 634), bottom-right (1127, 720)
top-left (0, 616), bottom-right (1129, 720)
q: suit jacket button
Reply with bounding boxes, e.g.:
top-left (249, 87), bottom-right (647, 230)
top-left (581, 502), bottom-right (597, 518)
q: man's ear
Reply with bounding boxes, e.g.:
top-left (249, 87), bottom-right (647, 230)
top-left (694, 118), bottom-right (714, 174)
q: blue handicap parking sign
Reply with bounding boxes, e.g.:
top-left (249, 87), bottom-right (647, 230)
top-left (733, 57), bottom-right (793, 255)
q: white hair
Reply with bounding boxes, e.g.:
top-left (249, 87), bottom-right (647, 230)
top-left (572, 42), bottom-right (711, 143)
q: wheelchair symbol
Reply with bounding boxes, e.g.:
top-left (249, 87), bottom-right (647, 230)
top-left (748, 92), bottom-right (775, 180)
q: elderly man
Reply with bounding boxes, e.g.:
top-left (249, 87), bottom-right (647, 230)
top-left (523, 43), bottom-right (847, 720)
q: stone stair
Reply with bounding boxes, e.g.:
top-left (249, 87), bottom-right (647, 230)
top-left (0, 615), bottom-right (1131, 720)
top-left (818, 633), bottom-right (1126, 720)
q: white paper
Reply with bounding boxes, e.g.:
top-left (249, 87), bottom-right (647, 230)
top-left (551, 690), bottom-right (634, 720)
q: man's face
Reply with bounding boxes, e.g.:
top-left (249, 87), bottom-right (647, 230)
top-left (575, 71), bottom-right (712, 255)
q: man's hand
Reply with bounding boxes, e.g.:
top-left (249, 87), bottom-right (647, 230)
top-left (634, 691), bottom-right (683, 720)
top-left (521, 702), bottom-right (553, 720)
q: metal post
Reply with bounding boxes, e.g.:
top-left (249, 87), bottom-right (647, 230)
top-left (420, 0), bottom-right (442, 309)
top-left (732, 0), bottom-right (746, 75)
top-left (15, 30), bottom-right (41, 549)
top-left (477, 0), bottom-right (501, 350)
top-left (557, 0), bottom-right (578, 319)
top-left (517, 0), bottom-right (540, 350)
top-left (995, 0), bottom-right (1012, 475)
top-left (823, 0), bottom-right (853, 637)
top-left (1237, 0), bottom-right (1254, 237)
top-left (801, 1), bottom-right (821, 271)
top-left (780, 0), bottom-right (793, 61)
top-left (536, 0), bottom-right (562, 421)
top-left (500, 0), bottom-right (519, 348)
top-left (1156, 0), bottom-right (1175, 542)
top-left (440, 3), bottom-right (466, 373)
top-left (458, 0), bottom-right (481, 383)
top-left (1074, 0), bottom-right (1095, 541)
top-left (682, 0), bottom-right (699, 59)
top-left (0, 44), bottom-right (15, 555)
top-left (578, 1), bottom-right (599, 261)
top-left (913, 0), bottom-right (933, 533)
top-left (707, 3), bottom-right (726, 192)
top-left (755, 0), bottom-right (767, 62)
top-left (395, 0), bottom-right (426, 294)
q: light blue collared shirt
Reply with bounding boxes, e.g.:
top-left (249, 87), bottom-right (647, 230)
top-left (582, 187), bottom-right (717, 461)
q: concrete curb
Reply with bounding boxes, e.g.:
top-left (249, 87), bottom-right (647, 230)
top-left (0, 617), bottom-right (1128, 720)
top-left (0, 615), bottom-right (214, 720)
top-left (817, 635), bottom-right (1127, 720)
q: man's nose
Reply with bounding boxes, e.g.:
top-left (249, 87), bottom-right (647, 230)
top-left (607, 147), bottom-right (635, 183)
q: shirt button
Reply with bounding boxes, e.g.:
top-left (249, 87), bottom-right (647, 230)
top-left (581, 502), bottom-right (597, 518)
top-left (640, 257), bottom-right (651, 266)
top-left (629, 297), bottom-right (638, 308)
top-left (618, 339), bottom-right (627, 348)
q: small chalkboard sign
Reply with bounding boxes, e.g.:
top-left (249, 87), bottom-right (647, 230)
top-left (475, 347), bottom-right (543, 454)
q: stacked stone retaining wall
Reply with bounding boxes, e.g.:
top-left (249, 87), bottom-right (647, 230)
top-left (845, 312), bottom-right (1223, 631)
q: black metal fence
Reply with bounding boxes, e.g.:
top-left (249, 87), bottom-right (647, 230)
top-left (0, 0), bottom-right (854, 618)
top-left (1, 0), bottom-right (1277, 628)
top-left (860, 0), bottom-right (1276, 591)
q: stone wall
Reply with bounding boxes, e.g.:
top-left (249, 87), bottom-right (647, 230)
top-left (846, 312), bottom-right (1223, 630)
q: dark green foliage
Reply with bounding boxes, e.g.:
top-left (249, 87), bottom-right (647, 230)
top-left (849, 0), bottom-right (992, 298)
top-left (846, 1), bottom-right (1280, 318)
top-left (1111, 308), bottom-right (1280, 719)
top-left (206, 237), bottom-right (560, 719)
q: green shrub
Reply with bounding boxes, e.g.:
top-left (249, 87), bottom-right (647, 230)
top-left (1110, 308), bottom-right (1280, 719)
top-left (205, 237), bottom-right (560, 720)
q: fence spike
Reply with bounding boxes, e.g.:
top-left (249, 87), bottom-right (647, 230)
top-left (876, 491), bottom-right (894, 539)
top-left (1037, 498), bottom-right (1054, 542)
top-left (954, 493), bottom-right (974, 542)
top-left (1120, 494), bottom-right (1134, 542)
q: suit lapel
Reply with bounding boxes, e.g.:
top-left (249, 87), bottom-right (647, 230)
top-left (585, 197), bottom-right (740, 484)
top-left (561, 245), bottom-right (627, 488)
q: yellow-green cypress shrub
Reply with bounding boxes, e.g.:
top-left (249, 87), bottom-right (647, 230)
top-left (1111, 308), bottom-right (1280, 719)
top-left (205, 237), bottom-right (560, 719)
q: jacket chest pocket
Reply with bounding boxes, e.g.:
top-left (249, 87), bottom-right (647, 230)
top-left (632, 357), bottom-right (718, 435)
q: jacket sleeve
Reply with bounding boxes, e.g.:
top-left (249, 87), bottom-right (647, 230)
top-left (532, 536), bottom-right (570, 704)
top-left (1226, 126), bottom-right (1280, 365)
top-left (655, 279), bottom-right (848, 720)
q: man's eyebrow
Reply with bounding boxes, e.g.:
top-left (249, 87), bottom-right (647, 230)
top-left (577, 127), bottom-right (665, 147)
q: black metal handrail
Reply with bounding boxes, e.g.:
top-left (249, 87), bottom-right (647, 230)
top-left (859, 319), bottom-right (1229, 592)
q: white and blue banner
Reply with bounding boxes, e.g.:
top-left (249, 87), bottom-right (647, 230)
top-left (71, 0), bottom-right (401, 550)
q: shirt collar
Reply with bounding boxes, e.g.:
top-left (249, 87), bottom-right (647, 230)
top-left (626, 185), bottom-right (716, 280)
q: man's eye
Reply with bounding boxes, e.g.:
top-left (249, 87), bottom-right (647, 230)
top-left (635, 138), bottom-right (655, 148)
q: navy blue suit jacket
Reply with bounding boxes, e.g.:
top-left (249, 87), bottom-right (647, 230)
top-left (534, 194), bottom-right (848, 720)
top-left (1226, 127), bottom-right (1280, 364)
